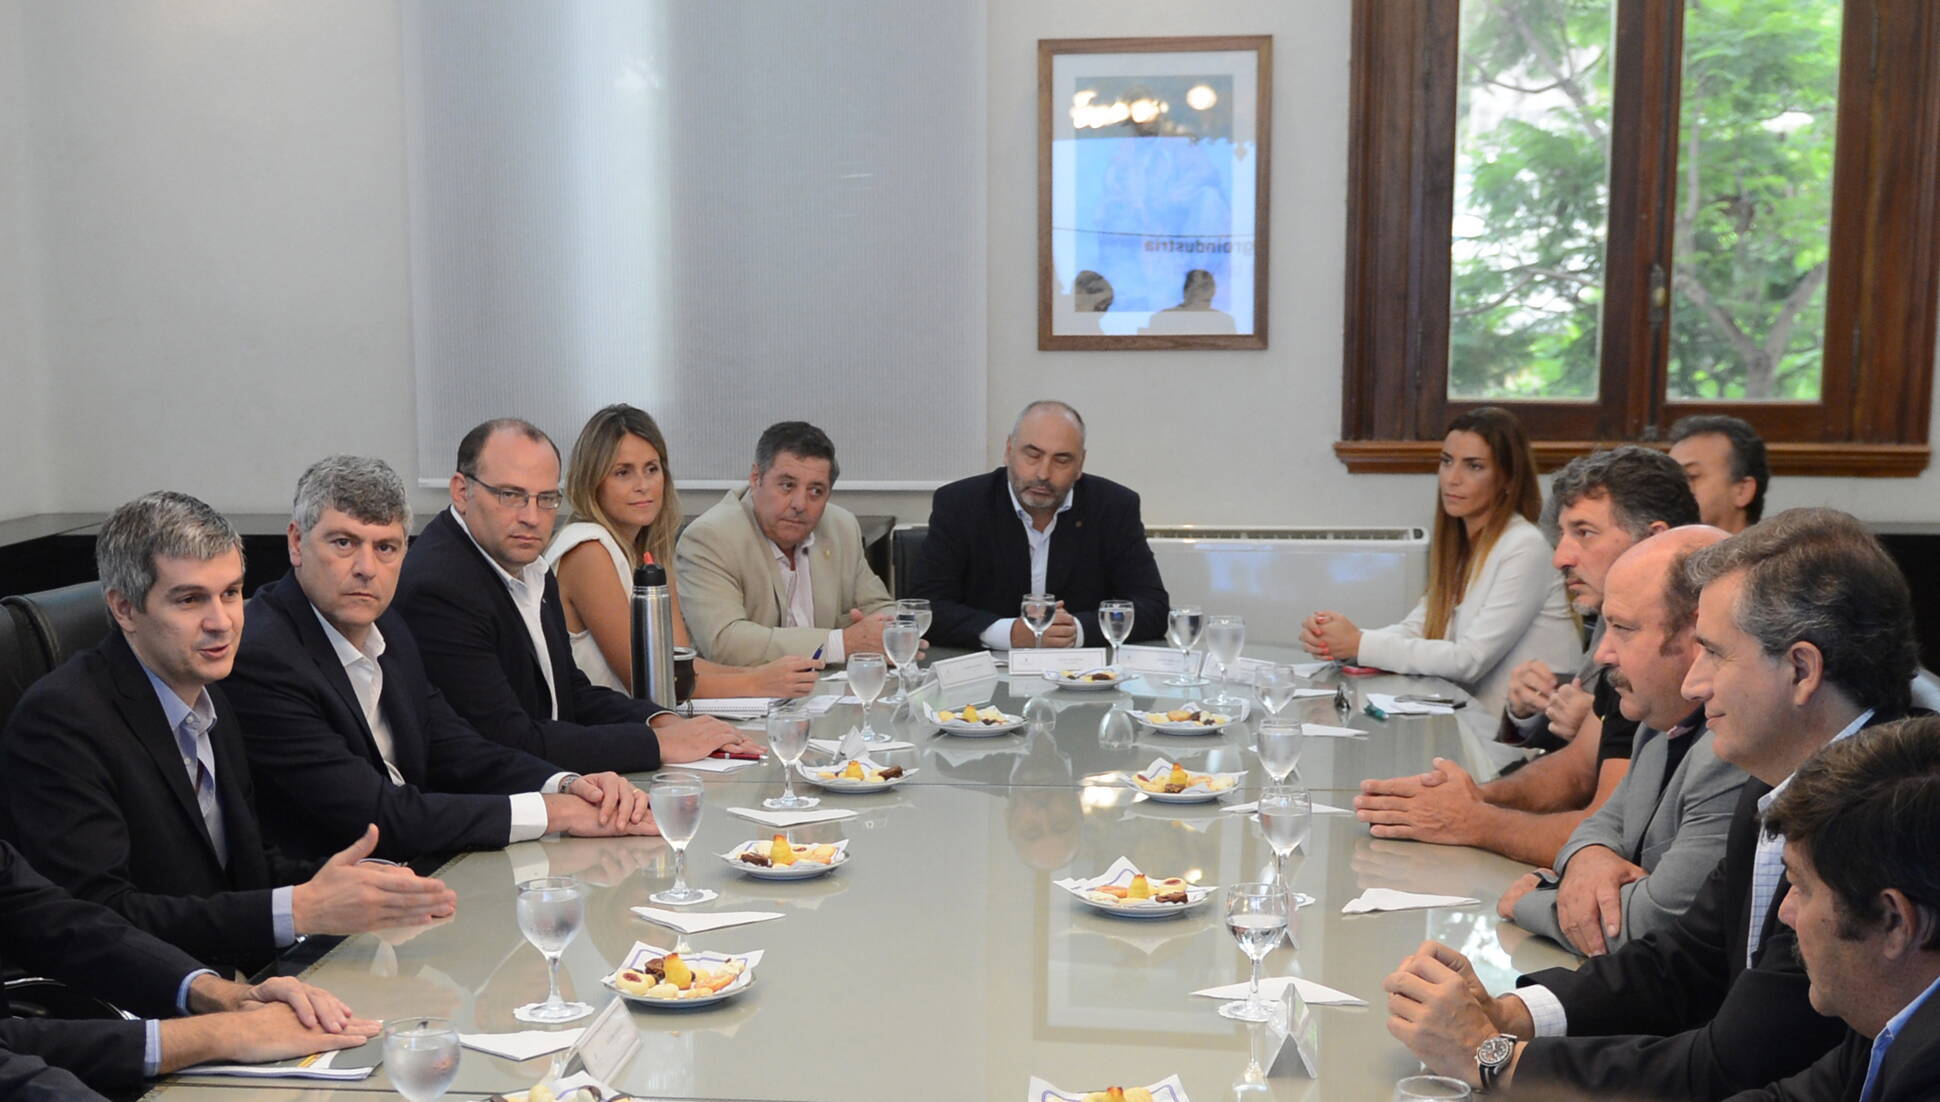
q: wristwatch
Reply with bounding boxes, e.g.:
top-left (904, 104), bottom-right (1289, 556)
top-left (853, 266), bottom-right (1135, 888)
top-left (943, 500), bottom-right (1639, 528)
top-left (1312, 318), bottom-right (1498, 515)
top-left (1475, 1033), bottom-right (1516, 1092)
top-left (556, 772), bottom-right (584, 795)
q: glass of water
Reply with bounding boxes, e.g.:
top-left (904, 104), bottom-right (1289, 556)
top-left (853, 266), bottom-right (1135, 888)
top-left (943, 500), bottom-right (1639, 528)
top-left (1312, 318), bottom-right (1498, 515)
top-left (1165, 606), bottom-right (1208, 686)
top-left (848, 652), bottom-right (889, 743)
top-left (895, 598), bottom-right (932, 673)
top-left (513, 877), bottom-right (592, 1024)
top-left (1021, 593), bottom-right (1057, 649)
top-left (1258, 783), bottom-right (1315, 910)
top-left (1256, 718), bottom-right (1303, 784)
top-left (1204, 614), bottom-right (1246, 707)
top-left (383, 1017), bottom-right (460, 1102)
top-left (648, 772), bottom-right (706, 905)
top-left (1098, 599), bottom-right (1134, 667)
top-left (1219, 882), bottom-right (1288, 1022)
top-left (1393, 1076), bottom-right (1473, 1100)
top-left (1256, 664), bottom-right (1300, 718)
top-left (882, 622), bottom-right (921, 705)
top-left (763, 708), bottom-right (818, 810)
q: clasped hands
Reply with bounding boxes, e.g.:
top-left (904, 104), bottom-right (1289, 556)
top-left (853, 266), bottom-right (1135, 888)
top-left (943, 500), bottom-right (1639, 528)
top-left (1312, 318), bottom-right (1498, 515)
top-left (1384, 940), bottom-right (1533, 1090)
top-left (1299, 610), bottom-right (1361, 662)
top-left (1009, 601), bottom-right (1081, 649)
top-left (1505, 660), bottom-right (1594, 740)
top-left (1497, 844), bottom-right (1645, 956)
top-left (1353, 756), bottom-right (1488, 846)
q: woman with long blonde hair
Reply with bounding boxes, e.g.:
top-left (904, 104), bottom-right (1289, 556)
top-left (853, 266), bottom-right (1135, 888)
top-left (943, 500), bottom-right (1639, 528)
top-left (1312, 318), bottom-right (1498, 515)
top-left (547, 404), bottom-right (822, 699)
top-left (1299, 407), bottom-right (1579, 715)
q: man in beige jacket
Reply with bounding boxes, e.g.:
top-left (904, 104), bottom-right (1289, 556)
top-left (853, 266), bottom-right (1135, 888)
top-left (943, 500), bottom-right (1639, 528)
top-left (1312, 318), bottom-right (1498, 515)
top-left (675, 422), bottom-right (898, 666)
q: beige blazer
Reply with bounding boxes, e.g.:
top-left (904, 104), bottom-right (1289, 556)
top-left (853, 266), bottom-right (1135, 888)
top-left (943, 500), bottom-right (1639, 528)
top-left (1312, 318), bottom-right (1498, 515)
top-left (674, 486), bottom-right (894, 665)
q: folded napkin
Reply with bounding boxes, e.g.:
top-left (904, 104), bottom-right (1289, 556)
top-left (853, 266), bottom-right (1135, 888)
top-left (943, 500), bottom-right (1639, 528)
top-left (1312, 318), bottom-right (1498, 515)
top-left (678, 755), bottom-right (760, 773)
top-left (1190, 974), bottom-right (1367, 1008)
top-left (1291, 661), bottom-right (1332, 678)
top-left (809, 736), bottom-right (914, 754)
top-left (1287, 687), bottom-right (1339, 699)
top-left (631, 906), bottom-right (785, 934)
top-left (459, 1029), bottom-right (583, 1062)
top-left (688, 697), bottom-right (779, 718)
top-left (1223, 799), bottom-right (1353, 815)
top-left (181, 1050), bottom-right (373, 1080)
top-left (1341, 888), bottom-right (1480, 914)
top-left (1028, 1073), bottom-right (1189, 1101)
top-left (727, 806), bottom-right (858, 828)
top-left (1293, 722), bottom-right (1365, 738)
top-left (1366, 692), bottom-right (1455, 716)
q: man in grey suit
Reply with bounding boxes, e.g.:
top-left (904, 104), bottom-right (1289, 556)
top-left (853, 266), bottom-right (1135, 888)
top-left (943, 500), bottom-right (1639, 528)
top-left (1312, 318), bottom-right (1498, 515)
top-left (675, 422), bottom-right (900, 667)
top-left (1501, 525), bottom-right (1748, 956)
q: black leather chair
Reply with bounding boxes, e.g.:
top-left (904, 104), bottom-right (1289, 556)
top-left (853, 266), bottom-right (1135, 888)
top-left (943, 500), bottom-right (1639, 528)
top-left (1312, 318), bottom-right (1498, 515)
top-left (891, 526), bottom-right (928, 598)
top-left (0, 601), bottom-right (50, 732)
top-left (2, 976), bottom-right (123, 1023)
top-left (2, 580), bottom-right (111, 674)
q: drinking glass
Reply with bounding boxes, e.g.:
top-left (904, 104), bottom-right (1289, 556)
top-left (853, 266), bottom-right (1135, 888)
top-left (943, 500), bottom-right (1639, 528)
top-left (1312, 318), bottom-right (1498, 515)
top-left (881, 622), bottom-right (921, 705)
top-left (1392, 1076), bottom-right (1473, 1100)
top-left (1098, 707), bottom-right (1137, 750)
top-left (1255, 719), bottom-right (1303, 784)
top-left (1165, 606), bottom-right (1208, 686)
top-left (383, 1017), bottom-right (460, 1102)
top-left (895, 598), bottom-right (932, 674)
top-left (1021, 593), bottom-right (1057, 649)
top-left (1258, 783), bottom-right (1316, 910)
top-left (647, 772), bottom-right (706, 905)
top-left (1098, 599), bottom-right (1134, 666)
top-left (1219, 882), bottom-right (1288, 1022)
top-left (1256, 664), bottom-right (1300, 718)
top-left (763, 708), bottom-right (818, 810)
top-left (848, 652), bottom-right (889, 743)
top-left (513, 877), bottom-right (592, 1023)
top-left (1204, 614), bottom-right (1246, 707)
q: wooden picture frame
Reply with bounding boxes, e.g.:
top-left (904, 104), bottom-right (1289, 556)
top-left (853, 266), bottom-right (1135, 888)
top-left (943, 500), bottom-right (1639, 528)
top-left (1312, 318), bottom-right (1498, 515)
top-left (1038, 35), bottom-right (1272, 350)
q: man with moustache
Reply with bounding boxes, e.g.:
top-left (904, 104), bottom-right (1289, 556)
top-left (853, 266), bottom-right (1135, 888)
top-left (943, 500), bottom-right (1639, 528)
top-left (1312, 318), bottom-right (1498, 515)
top-left (1498, 526), bottom-right (1747, 956)
top-left (1355, 447), bottom-right (1699, 867)
top-left (1384, 509), bottom-right (1916, 1098)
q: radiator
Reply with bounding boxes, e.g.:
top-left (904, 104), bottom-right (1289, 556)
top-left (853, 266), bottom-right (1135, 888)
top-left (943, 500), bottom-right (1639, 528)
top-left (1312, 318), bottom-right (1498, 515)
top-left (1145, 526), bottom-right (1429, 646)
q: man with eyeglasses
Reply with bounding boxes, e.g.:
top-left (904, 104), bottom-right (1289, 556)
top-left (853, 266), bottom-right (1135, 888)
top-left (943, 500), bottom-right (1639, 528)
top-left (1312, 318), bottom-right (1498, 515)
top-left (393, 419), bottom-right (759, 773)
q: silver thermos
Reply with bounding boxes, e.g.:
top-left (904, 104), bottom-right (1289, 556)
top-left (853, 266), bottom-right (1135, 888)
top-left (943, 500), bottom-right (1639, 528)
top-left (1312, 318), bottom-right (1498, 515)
top-left (631, 562), bottom-right (678, 705)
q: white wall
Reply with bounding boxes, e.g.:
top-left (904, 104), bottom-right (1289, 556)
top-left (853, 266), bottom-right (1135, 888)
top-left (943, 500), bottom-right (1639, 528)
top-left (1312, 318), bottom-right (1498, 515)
top-left (5, 0), bottom-right (1938, 529)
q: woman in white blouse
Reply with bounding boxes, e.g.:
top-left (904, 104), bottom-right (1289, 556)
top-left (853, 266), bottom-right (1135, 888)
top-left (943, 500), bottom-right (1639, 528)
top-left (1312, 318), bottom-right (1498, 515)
top-left (546, 404), bottom-right (822, 699)
top-left (1300, 407), bottom-right (1580, 715)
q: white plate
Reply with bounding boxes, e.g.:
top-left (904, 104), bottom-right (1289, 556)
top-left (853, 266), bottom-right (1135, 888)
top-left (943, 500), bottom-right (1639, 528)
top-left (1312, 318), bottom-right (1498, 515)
top-left (1138, 711), bottom-right (1237, 735)
top-left (1126, 773), bottom-right (1244, 804)
top-left (720, 840), bottom-right (848, 879)
top-left (603, 953), bottom-right (756, 1007)
top-left (797, 762), bottom-right (915, 792)
top-left (930, 710), bottom-right (1026, 736)
top-left (1041, 668), bottom-right (1128, 692)
top-left (1074, 890), bottom-right (1212, 920)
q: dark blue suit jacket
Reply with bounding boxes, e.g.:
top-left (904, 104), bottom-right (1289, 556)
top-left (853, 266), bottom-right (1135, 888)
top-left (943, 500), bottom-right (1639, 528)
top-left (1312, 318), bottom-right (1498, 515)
top-left (910, 469), bottom-right (1170, 649)
top-left (226, 572), bottom-right (561, 862)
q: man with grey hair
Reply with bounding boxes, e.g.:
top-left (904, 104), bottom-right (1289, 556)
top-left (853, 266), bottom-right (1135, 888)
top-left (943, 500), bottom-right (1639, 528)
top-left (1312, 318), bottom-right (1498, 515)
top-left (0, 490), bottom-right (458, 971)
top-left (911, 399), bottom-right (1169, 650)
top-left (228, 456), bottom-right (661, 862)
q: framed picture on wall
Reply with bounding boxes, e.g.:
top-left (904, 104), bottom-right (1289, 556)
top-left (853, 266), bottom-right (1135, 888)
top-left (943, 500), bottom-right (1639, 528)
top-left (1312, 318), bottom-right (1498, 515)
top-left (1039, 35), bottom-right (1272, 351)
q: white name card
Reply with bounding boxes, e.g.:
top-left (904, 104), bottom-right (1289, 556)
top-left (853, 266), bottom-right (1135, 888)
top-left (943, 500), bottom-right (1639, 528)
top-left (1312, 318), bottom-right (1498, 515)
top-left (1269, 983), bottom-right (1320, 1078)
top-left (932, 650), bottom-right (999, 690)
top-left (1117, 645), bottom-right (1190, 676)
top-left (563, 996), bottom-right (638, 1084)
top-left (1230, 656), bottom-right (1275, 684)
top-left (1007, 647), bottom-right (1107, 676)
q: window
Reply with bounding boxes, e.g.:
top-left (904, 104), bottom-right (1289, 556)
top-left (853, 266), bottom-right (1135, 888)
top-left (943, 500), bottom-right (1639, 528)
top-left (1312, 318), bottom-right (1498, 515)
top-left (1339, 0), bottom-right (1940, 475)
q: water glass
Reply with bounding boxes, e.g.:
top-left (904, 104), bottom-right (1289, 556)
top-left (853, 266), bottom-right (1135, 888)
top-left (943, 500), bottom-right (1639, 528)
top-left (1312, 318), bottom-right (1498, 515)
top-left (1392, 1076), bottom-right (1473, 1100)
top-left (763, 708), bottom-right (818, 810)
top-left (882, 622), bottom-right (921, 704)
top-left (1098, 707), bottom-right (1137, 750)
top-left (895, 598), bottom-right (932, 672)
top-left (1204, 614), bottom-right (1246, 706)
top-left (1021, 593), bottom-right (1057, 648)
top-left (1256, 719), bottom-right (1303, 784)
top-left (1098, 599), bottom-right (1134, 666)
top-left (1219, 882), bottom-right (1288, 1022)
top-left (647, 772), bottom-right (706, 904)
top-left (848, 652), bottom-right (889, 743)
top-left (514, 877), bottom-right (592, 1023)
top-left (383, 1017), bottom-right (460, 1102)
top-left (1258, 784), bottom-right (1315, 910)
top-left (1256, 664), bottom-right (1300, 718)
top-left (1165, 606), bottom-right (1208, 686)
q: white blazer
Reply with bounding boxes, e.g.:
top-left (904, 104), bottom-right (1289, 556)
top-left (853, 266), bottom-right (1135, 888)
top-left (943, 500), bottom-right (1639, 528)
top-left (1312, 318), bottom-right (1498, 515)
top-left (1355, 514), bottom-right (1582, 716)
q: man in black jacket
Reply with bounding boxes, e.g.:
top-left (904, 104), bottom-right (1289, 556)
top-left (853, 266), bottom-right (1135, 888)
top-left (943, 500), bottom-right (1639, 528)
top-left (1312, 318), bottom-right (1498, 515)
top-left (392, 420), bottom-right (756, 772)
top-left (0, 838), bottom-right (378, 1095)
top-left (911, 400), bottom-right (1169, 651)
top-left (1385, 508), bottom-right (1918, 1098)
top-left (228, 456), bottom-right (658, 861)
top-left (0, 492), bottom-right (454, 972)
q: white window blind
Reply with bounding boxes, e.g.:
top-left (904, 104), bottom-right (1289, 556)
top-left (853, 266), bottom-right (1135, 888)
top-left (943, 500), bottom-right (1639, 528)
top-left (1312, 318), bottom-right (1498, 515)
top-left (403, 1), bottom-right (986, 488)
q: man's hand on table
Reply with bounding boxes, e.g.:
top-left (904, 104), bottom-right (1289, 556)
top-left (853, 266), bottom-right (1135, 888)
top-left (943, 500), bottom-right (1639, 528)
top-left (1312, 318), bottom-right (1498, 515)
top-left (1354, 757), bottom-right (1489, 846)
top-left (1496, 869), bottom-right (1552, 919)
top-left (568, 771), bottom-right (650, 830)
top-left (1553, 844), bottom-right (1646, 955)
top-left (292, 825), bottom-right (457, 935)
top-left (157, 1001), bottom-right (380, 1074)
top-left (650, 713), bottom-right (762, 760)
top-left (1008, 603), bottom-right (1080, 649)
top-left (1505, 660), bottom-right (1560, 720)
top-left (1384, 941), bottom-right (1530, 1090)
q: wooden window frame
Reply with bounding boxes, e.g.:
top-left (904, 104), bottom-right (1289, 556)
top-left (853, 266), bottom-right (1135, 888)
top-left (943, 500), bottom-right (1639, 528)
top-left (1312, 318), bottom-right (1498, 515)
top-left (1337, 0), bottom-right (1940, 476)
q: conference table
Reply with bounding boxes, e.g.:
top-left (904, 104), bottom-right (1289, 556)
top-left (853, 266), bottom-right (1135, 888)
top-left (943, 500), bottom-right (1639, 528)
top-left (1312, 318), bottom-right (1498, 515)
top-left (144, 646), bottom-right (1579, 1101)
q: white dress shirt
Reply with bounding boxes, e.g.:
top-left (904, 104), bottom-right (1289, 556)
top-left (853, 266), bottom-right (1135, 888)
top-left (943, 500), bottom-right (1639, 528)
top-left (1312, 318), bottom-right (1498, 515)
top-left (312, 606), bottom-right (572, 844)
top-left (979, 483), bottom-right (1076, 650)
top-left (452, 505), bottom-right (559, 719)
top-left (769, 530), bottom-right (846, 662)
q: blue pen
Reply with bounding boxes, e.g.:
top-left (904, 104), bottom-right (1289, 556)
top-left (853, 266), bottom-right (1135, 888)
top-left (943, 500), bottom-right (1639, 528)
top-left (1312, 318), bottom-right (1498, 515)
top-left (812, 645), bottom-right (825, 661)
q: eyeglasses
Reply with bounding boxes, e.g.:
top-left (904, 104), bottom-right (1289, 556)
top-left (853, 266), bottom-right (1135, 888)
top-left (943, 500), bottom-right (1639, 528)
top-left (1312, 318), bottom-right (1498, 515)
top-left (464, 474), bottom-right (564, 512)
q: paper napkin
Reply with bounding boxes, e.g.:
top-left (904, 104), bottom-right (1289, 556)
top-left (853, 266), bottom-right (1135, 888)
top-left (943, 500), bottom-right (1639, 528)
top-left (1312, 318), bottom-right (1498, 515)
top-left (1291, 661), bottom-right (1332, 678)
top-left (631, 906), bottom-right (786, 934)
top-left (1291, 722), bottom-right (1365, 738)
top-left (727, 806), bottom-right (858, 828)
top-left (1340, 888), bottom-right (1480, 913)
top-left (1190, 975), bottom-right (1367, 1008)
top-left (1366, 692), bottom-right (1455, 716)
top-left (458, 1029), bottom-right (583, 1062)
top-left (688, 697), bottom-right (778, 718)
top-left (678, 756), bottom-right (761, 773)
top-left (1027, 1073), bottom-right (1190, 1101)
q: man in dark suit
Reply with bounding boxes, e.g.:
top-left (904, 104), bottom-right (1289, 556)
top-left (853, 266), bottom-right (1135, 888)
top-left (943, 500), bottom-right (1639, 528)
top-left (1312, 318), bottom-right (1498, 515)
top-left (1717, 717), bottom-right (1940, 1102)
top-left (911, 400), bottom-right (1169, 650)
top-left (1384, 508), bottom-right (1918, 1098)
top-left (392, 420), bottom-right (757, 772)
top-left (0, 838), bottom-right (379, 1095)
top-left (0, 492), bottom-right (455, 973)
top-left (227, 457), bottom-right (659, 862)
